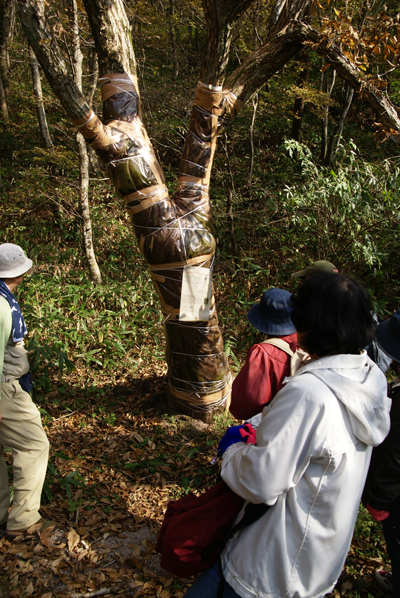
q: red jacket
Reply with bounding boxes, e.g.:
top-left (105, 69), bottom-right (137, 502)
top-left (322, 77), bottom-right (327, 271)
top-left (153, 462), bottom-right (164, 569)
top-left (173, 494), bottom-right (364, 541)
top-left (230, 333), bottom-right (298, 421)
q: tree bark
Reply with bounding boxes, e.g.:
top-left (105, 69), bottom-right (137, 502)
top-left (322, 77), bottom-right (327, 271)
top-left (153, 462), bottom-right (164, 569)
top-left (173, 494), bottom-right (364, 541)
top-left (291, 50), bottom-right (309, 142)
top-left (0, 70), bottom-right (9, 126)
top-left (18, 0), bottom-right (252, 421)
top-left (17, 0), bottom-right (400, 420)
top-left (325, 83), bottom-right (354, 166)
top-left (249, 93), bottom-right (259, 193)
top-left (225, 21), bottom-right (308, 105)
top-left (0, 0), bottom-right (15, 103)
top-left (29, 46), bottom-right (53, 149)
top-left (18, 1), bottom-right (90, 120)
top-left (226, 189), bottom-right (239, 260)
top-left (86, 48), bottom-right (101, 174)
top-left (200, 0), bottom-right (255, 85)
top-left (167, 0), bottom-right (179, 79)
top-left (223, 18), bottom-right (399, 139)
top-left (319, 64), bottom-right (336, 162)
top-left (70, 0), bottom-right (103, 285)
top-left (297, 22), bottom-right (400, 140)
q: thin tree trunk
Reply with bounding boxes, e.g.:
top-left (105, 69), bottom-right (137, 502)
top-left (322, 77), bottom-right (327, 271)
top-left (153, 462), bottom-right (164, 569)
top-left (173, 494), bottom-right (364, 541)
top-left (77, 130), bottom-right (102, 284)
top-left (226, 189), bottom-right (239, 260)
top-left (0, 71), bottom-right (9, 126)
top-left (29, 47), bottom-right (53, 148)
top-left (87, 48), bottom-right (101, 174)
top-left (325, 83), bottom-right (354, 165)
top-left (71, 0), bottom-right (102, 285)
top-left (319, 64), bottom-right (336, 162)
top-left (248, 93), bottom-right (258, 194)
top-left (0, 0), bottom-right (15, 103)
top-left (223, 132), bottom-right (236, 197)
top-left (167, 0), bottom-right (179, 79)
top-left (291, 50), bottom-right (309, 141)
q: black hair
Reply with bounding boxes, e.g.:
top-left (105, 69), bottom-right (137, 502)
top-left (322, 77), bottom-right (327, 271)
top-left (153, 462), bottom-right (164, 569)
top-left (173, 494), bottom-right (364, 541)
top-left (291, 273), bottom-right (375, 356)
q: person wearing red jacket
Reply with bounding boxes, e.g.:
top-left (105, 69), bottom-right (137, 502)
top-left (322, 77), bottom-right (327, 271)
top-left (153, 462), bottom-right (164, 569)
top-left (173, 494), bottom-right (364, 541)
top-left (230, 288), bottom-right (298, 421)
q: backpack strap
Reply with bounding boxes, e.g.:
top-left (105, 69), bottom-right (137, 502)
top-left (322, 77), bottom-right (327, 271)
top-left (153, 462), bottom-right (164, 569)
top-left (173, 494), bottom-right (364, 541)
top-left (262, 338), bottom-right (309, 376)
top-left (262, 337), bottom-right (294, 357)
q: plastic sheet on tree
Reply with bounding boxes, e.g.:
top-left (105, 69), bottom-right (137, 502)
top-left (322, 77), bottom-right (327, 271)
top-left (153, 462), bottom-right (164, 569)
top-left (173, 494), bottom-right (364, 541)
top-left (72, 74), bottom-right (240, 420)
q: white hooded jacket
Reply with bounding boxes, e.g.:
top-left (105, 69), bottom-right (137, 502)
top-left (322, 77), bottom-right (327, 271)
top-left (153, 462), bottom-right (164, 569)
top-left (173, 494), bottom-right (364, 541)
top-left (221, 352), bottom-right (391, 598)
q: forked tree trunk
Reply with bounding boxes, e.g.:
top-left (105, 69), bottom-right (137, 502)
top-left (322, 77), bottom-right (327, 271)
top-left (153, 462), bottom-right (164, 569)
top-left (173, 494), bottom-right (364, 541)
top-left (17, 0), bottom-right (400, 420)
top-left (29, 46), bottom-right (53, 148)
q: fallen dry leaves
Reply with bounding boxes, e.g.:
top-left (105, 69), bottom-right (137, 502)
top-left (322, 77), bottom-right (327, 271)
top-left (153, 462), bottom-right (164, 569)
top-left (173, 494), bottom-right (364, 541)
top-left (0, 374), bottom-right (391, 598)
top-left (0, 374), bottom-right (213, 598)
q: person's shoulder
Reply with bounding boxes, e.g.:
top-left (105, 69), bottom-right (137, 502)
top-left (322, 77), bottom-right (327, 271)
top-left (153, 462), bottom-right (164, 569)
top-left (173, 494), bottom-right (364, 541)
top-left (0, 295), bottom-right (10, 313)
top-left (0, 295), bottom-right (12, 332)
top-left (255, 340), bottom-right (292, 363)
top-left (281, 369), bottom-right (332, 404)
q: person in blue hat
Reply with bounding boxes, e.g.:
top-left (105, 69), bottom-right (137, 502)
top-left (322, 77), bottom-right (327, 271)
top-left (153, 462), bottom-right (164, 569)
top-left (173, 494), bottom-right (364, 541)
top-left (230, 288), bottom-right (302, 420)
top-left (363, 308), bottom-right (400, 596)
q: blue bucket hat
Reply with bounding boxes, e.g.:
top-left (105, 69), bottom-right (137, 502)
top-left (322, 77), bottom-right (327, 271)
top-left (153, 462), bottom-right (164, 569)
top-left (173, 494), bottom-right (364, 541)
top-left (247, 288), bottom-right (296, 336)
top-left (376, 308), bottom-right (400, 363)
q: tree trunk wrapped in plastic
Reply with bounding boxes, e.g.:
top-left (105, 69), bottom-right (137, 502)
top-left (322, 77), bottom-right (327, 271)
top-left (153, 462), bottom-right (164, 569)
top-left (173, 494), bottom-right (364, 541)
top-left (72, 74), bottom-right (239, 420)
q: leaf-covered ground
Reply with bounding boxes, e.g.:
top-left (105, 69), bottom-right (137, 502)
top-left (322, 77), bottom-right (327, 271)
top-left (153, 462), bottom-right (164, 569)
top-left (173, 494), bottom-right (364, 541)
top-left (0, 371), bottom-right (391, 598)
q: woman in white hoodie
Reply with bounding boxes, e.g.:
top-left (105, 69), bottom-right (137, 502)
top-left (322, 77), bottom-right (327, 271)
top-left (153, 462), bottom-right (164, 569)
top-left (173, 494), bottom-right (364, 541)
top-left (184, 273), bottom-right (391, 598)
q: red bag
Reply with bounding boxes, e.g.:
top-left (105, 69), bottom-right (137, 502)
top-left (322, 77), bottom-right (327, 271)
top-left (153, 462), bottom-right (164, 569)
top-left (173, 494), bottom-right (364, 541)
top-left (155, 480), bottom-right (244, 578)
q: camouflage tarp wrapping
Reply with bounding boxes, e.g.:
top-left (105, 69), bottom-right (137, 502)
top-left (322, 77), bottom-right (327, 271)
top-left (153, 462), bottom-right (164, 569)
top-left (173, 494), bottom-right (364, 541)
top-left (73, 74), bottom-right (239, 421)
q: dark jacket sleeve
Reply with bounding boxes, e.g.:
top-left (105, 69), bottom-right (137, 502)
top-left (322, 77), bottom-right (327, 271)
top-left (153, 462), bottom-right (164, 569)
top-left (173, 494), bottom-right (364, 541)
top-left (363, 386), bottom-right (400, 517)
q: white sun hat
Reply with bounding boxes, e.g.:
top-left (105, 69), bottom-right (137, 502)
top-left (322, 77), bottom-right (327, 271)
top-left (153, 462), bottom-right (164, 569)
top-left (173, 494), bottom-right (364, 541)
top-left (0, 243), bottom-right (33, 278)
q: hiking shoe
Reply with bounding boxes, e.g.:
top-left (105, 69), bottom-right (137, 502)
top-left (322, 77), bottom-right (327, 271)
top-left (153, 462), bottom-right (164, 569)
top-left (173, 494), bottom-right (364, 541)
top-left (374, 569), bottom-right (393, 594)
top-left (5, 518), bottom-right (58, 540)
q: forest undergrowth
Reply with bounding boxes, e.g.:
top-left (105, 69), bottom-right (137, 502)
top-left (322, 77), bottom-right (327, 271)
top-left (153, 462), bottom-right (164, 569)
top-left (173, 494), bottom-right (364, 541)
top-left (1, 30), bottom-right (400, 598)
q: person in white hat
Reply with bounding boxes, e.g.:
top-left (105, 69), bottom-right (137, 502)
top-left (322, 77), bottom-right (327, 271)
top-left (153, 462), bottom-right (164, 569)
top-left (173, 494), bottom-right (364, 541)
top-left (0, 243), bottom-right (55, 539)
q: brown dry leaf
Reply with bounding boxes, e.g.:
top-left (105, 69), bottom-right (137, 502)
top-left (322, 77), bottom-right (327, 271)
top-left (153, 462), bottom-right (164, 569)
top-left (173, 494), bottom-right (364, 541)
top-left (50, 555), bottom-right (65, 570)
top-left (68, 528), bottom-right (80, 551)
top-left (77, 549), bottom-right (89, 562)
top-left (40, 532), bottom-right (50, 547)
top-left (25, 581), bottom-right (35, 595)
top-left (131, 545), bottom-right (141, 558)
top-left (41, 594), bottom-right (53, 598)
top-left (340, 581), bottom-right (353, 593)
top-left (104, 567), bottom-right (119, 579)
top-left (132, 432), bottom-right (144, 443)
top-left (128, 581), bottom-right (143, 589)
